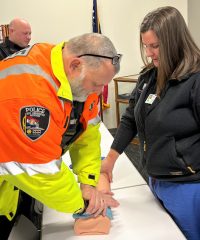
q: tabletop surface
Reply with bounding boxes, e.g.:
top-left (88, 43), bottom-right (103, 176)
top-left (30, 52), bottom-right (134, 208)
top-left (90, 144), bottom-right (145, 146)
top-left (41, 123), bottom-right (186, 240)
top-left (42, 185), bottom-right (186, 240)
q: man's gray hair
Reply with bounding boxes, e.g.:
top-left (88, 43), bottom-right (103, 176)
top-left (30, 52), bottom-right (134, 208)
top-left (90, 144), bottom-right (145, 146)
top-left (67, 33), bottom-right (120, 73)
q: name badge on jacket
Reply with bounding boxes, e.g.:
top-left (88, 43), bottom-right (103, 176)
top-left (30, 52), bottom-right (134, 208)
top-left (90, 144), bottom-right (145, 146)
top-left (145, 94), bottom-right (157, 104)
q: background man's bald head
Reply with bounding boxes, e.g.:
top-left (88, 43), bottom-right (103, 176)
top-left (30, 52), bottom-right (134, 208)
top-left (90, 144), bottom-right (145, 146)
top-left (9, 18), bottom-right (31, 47)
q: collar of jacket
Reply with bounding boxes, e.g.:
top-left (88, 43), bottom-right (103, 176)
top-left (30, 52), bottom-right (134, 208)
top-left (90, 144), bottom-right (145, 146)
top-left (51, 41), bottom-right (73, 102)
top-left (5, 37), bottom-right (24, 51)
top-left (141, 66), bottom-right (193, 83)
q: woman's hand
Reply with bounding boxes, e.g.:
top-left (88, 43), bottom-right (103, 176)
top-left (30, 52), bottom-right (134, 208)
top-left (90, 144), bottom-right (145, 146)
top-left (101, 149), bottom-right (120, 182)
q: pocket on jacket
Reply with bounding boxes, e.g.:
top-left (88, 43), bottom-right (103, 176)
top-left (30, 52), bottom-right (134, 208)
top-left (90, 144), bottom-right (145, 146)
top-left (175, 133), bottom-right (200, 171)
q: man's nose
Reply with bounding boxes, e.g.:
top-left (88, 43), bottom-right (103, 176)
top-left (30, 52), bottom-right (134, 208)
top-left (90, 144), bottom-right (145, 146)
top-left (27, 34), bottom-right (31, 40)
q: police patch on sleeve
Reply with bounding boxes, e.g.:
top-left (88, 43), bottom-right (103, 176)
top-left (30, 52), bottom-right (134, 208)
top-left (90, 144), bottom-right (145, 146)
top-left (20, 106), bottom-right (50, 141)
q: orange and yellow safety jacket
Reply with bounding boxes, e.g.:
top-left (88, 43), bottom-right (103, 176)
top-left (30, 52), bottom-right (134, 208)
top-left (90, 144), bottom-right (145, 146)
top-left (0, 42), bottom-right (101, 220)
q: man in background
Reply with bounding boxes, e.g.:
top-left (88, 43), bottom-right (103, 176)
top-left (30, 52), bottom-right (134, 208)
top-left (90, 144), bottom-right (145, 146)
top-left (0, 17), bottom-right (31, 60)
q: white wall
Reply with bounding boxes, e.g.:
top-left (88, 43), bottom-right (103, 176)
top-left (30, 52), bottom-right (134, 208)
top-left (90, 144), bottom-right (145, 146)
top-left (1, 0), bottom-right (187, 128)
top-left (188, 0), bottom-right (200, 48)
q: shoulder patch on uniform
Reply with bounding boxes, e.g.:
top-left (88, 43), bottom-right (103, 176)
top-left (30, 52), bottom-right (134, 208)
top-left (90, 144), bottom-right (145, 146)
top-left (20, 106), bottom-right (50, 141)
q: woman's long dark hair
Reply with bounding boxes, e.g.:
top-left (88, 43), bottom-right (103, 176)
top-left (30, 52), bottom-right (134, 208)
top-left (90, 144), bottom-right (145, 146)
top-left (140, 6), bottom-right (200, 95)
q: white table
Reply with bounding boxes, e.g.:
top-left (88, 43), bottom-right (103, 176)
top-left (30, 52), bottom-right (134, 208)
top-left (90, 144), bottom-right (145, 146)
top-left (99, 123), bottom-right (146, 190)
top-left (42, 185), bottom-right (186, 240)
top-left (41, 123), bottom-right (186, 240)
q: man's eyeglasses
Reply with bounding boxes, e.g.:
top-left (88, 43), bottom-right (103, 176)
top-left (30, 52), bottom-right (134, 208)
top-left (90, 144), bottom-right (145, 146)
top-left (78, 53), bottom-right (122, 65)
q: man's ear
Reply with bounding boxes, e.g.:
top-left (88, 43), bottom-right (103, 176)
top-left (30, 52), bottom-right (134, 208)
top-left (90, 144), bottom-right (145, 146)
top-left (9, 28), bottom-right (14, 34)
top-left (68, 58), bottom-right (82, 76)
top-left (63, 54), bottom-right (84, 79)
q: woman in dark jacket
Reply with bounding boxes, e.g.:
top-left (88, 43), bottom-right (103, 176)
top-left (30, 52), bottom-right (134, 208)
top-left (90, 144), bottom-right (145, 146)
top-left (102, 6), bottom-right (200, 240)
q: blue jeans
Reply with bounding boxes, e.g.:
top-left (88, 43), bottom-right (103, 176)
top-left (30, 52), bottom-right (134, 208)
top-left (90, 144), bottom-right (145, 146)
top-left (149, 177), bottom-right (200, 240)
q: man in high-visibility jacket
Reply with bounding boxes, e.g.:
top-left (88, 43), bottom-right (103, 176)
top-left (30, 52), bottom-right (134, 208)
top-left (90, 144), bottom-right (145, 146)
top-left (0, 33), bottom-right (121, 238)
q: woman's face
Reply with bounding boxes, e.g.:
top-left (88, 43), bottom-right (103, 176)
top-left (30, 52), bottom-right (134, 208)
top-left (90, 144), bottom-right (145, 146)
top-left (141, 30), bottom-right (159, 67)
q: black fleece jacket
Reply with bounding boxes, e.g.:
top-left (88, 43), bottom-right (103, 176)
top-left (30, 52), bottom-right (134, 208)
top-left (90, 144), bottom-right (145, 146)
top-left (112, 68), bottom-right (200, 182)
top-left (0, 37), bottom-right (24, 60)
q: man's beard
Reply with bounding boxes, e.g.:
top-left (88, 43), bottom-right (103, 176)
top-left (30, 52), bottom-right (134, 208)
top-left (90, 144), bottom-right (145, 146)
top-left (69, 68), bottom-right (89, 102)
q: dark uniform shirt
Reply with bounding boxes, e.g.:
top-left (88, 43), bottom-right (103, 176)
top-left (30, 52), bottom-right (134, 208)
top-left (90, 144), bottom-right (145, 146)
top-left (0, 37), bottom-right (24, 60)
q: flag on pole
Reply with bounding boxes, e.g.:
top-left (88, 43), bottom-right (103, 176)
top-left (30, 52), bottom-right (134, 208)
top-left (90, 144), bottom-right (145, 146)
top-left (92, 0), bottom-right (110, 111)
top-left (92, 0), bottom-right (101, 33)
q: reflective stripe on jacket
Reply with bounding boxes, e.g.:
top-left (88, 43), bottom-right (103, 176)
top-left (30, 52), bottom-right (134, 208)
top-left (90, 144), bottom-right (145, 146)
top-left (0, 42), bottom-right (101, 217)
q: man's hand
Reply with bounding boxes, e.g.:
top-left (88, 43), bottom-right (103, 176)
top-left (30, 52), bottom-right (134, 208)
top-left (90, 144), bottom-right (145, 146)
top-left (80, 183), bottom-right (119, 217)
